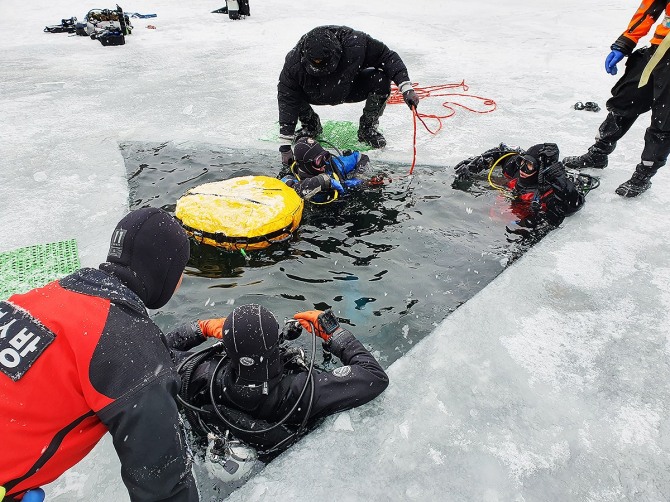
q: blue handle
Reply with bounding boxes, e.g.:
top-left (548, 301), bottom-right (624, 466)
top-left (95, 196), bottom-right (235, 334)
top-left (23, 488), bottom-right (46, 502)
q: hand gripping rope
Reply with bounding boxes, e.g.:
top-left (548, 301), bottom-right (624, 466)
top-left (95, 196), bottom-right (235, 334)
top-left (388, 81), bottom-right (497, 174)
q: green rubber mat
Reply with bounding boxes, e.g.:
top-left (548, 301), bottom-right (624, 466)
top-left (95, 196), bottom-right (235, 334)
top-left (263, 121), bottom-right (374, 152)
top-left (0, 239), bottom-right (81, 300)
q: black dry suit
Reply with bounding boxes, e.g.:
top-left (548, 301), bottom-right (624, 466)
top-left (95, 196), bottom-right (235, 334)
top-left (455, 143), bottom-right (588, 226)
top-left (278, 25), bottom-right (411, 136)
top-left (166, 317), bottom-right (389, 453)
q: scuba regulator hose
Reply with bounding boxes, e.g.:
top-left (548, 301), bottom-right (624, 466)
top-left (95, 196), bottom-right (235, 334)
top-left (487, 152), bottom-right (518, 198)
top-left (177, 321), bottom-right (321, 453)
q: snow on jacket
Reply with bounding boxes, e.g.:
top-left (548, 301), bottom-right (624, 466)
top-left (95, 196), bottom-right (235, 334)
top-left (166, 322), bottom-right (389, 426)
top-left (0, 268), bottom-right (198, 502)
top-left (278, 25), bottom-right (410, 135)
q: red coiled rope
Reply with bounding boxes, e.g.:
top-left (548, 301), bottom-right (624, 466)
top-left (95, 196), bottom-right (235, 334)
top-left (388, 81), bottom-right (497, 174)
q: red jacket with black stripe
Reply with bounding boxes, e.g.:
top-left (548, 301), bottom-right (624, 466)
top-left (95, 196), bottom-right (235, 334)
top-left (613, 0), bottom-right (670, 54)
top-left (0, 268), bottom-right (198, 501)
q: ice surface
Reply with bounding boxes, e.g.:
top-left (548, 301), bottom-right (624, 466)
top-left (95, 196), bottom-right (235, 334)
top-left (2, 0), bottom-right (670, 500)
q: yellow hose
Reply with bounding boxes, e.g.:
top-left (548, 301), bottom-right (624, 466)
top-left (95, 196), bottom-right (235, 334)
top-left (487, 152), bottom-right (518, 199)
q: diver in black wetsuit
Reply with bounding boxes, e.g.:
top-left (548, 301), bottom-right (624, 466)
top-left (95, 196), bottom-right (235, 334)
top-left (166, 303), bottom-right (388, 467)
top-left (453, 143), bottom-right (596, 227)
top-left (279, 137), bottom-right (370, 203)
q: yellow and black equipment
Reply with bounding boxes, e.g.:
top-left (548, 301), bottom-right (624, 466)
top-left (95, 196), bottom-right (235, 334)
top-left (175, 176), bottom-right (304, 251)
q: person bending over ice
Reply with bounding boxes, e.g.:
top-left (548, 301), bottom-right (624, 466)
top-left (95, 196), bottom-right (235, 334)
top-left (277, 25), bottom-right (419, 149)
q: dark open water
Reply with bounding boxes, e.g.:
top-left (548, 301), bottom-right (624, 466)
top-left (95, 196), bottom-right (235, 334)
top-left (120, 141), bottom-right (547, 499)
top-left (120, 141), bottom-right (541, 369)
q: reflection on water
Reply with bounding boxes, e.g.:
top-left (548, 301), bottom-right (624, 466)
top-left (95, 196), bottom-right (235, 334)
top-left (121, 141), bottom-right (539, 368)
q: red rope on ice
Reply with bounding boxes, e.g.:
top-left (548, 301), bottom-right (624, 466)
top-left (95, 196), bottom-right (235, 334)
top-left (389, 81), bottom-right (497, 174)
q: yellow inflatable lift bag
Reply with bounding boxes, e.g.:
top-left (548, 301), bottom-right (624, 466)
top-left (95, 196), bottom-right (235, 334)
top-left (175, 176), bottom-right (304, 251)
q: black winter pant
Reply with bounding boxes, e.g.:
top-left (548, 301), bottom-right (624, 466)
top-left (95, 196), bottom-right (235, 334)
top-left (299, 69), bottom-right (391, 124)
top-left (344, 68), bottom-right (391, 103)
top-left (606, 45), bottom-right (670, 165)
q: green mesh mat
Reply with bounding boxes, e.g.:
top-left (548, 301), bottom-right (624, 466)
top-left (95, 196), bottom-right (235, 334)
top-left (0, 239), bottom-right (81, 300)
top-left (263, 121), bottom-right (374, 152)
top-left (317, 120), bottom-right (373, 152)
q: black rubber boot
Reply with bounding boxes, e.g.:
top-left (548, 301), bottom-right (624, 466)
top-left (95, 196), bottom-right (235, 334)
top-left (358, 93), bottom-right (388, 149)
top-left (295, 107), bottom-right (323, 140)
top-left (563, 145), bottom-right (610, 169)
top-left (615, 164), bottom-right (657, 197)
top-left (564, 113), bottom-right (636, 169)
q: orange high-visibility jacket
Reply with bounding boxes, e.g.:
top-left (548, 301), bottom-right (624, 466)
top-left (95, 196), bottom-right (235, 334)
top-left (614, 0), bottom-right (670, 53)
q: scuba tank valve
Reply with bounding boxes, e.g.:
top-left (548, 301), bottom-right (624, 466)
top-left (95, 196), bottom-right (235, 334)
top-left (205, 432), bottom-right (257, 482)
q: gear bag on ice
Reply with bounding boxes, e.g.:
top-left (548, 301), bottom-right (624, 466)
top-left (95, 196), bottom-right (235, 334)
top-left (80, 5), bottom-right (132, 46)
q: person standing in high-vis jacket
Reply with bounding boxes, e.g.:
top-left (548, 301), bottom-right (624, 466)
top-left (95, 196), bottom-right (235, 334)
top-left (564, 0), bottom-right (670, 197)
top-left (0, 208), bottom-right (199, 502)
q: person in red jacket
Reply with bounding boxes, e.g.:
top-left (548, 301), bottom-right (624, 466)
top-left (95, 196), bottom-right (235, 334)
top-left (0, 208), bottom-right (199, 501)
top-left (564, 0), bottom-right (670, 197)
top-left (454, 143), bottom-right (589, 227)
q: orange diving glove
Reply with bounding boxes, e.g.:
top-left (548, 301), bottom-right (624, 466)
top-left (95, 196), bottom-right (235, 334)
top-left (197, 318), bottom-right (226, 339)
top-left (293, 309), bottom-right (340, 342)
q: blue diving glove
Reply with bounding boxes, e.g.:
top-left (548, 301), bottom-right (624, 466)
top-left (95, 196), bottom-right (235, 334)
top-left (23, 488), bottom-right (46, 502)
top-left (330, 178), bottom-right (345, 194)
top-left (342, 178), bottom-right (363, 189)
top-left (605, 50), bottom-right (624, 75)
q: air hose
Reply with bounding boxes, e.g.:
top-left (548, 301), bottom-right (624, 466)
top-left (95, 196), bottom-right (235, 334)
top-left (177, 321), bottom-right (321, 453)
top-left (487, 152), bottom-right (518, 198)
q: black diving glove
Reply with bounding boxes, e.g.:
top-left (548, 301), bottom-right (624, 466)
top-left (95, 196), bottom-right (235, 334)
top-left (454, 157), bottom-right (476, 181)
top-left (545, 196), bottom-right (566, 226)
top-left (296, 173), bottom-right (332, 200)
top-left (541, 161), bottom-right (566, 185)
top-left (403, 89), bottom-right (420, 109)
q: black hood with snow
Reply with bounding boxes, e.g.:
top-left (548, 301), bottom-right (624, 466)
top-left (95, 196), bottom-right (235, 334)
top-left (99, 207), bottom-right (189, 310)
top-left (221, 304), bottom-right (282, 385)
top-left (300, 26), bottom-right (342, 76)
